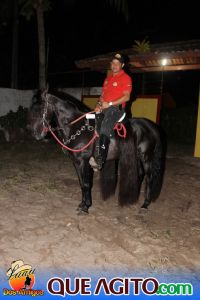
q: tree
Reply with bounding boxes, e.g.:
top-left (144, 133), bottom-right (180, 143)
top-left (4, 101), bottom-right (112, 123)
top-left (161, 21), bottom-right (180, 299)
top-left (0, 0), bottom-right (17, 88)
top-left (19, 0), bottom-right (128, 90)
top-left (133, 38), bottom-right (150, 54)
top-left (133, 38), bottom-right (151, 94)
top-left (19, 0), bottom-right (51, 90)
top-left (12, 0), bottom-right (19, 88)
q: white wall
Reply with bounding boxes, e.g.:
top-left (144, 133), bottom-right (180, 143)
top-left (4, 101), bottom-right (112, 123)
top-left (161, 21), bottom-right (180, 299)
top-left (0, 88), bottom-right (35, 117)
top-left (0, 87), bottom-right (101, 117)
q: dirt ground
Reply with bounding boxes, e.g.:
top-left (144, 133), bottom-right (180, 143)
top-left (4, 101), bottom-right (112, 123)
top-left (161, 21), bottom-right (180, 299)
top-left (0, 141), bottom-right (200, 278)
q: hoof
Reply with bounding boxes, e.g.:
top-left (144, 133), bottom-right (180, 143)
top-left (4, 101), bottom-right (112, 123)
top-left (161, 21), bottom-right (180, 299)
top-left (141, 203), bottom-right (148, 209)
top-left (77, 202), bottom-right (89, 214)
top-left (77, 209), bottom-right (88, 216)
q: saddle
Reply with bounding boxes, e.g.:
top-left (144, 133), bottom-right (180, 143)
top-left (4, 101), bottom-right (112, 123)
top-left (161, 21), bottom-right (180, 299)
top-left (86, 106), bottom-right (126, 138)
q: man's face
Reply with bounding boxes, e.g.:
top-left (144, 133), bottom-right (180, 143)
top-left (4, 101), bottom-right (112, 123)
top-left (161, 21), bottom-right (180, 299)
top-left (110, 59), bottom-right (124, 74)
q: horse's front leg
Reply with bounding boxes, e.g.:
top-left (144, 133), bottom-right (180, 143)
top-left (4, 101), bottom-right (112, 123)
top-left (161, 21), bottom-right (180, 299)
top-left (73, 159), bottom-right (94, 213)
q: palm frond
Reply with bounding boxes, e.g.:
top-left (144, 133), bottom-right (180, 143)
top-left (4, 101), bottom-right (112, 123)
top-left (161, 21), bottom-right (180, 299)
top-left (133, 38), bottom-right (150, 53)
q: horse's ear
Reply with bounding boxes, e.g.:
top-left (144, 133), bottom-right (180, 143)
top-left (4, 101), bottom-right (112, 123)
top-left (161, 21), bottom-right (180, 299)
top-left (41, 83), bottom-right (49, 101)
top-left (32, 95), bottom-right (38, 105)
top-left (32, 89), bottom-right (42, 105)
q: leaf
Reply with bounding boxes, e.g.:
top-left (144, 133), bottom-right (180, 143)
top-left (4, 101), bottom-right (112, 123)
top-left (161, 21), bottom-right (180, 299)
top-left (133, 38), bottom-right (151, 53)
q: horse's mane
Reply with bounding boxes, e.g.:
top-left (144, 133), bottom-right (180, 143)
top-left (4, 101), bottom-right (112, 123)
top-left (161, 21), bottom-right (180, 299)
top-left (31, 90), bottom-right (90, 113)
top-left (49, 91), bottom-right (90, 113)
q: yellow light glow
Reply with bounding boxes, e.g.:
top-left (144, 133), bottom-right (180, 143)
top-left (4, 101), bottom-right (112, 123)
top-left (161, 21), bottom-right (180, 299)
top-left (161, 58), bottom-right (167, 66)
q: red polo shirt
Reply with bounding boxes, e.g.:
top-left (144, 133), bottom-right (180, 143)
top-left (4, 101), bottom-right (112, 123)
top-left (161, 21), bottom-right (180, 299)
top-left (102, 70), bottom-right (132, 107)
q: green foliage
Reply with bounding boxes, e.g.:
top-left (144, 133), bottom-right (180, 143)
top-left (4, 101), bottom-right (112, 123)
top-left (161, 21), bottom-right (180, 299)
top-left (133, 38), bottom-right (150, 53)
top-left (0, 106), bottom-right (28, 129)
top-left (18, 0), bottom-right (51, 20)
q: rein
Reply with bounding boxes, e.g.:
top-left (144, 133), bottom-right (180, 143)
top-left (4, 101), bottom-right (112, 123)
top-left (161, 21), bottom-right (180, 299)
top-left (42, 97), bottom-right (98, 152)
top-left (44, 119), bottom-right (126, 153)
top-left (46, 125), bottom-right (99, 153)
top-left (114, 123), bottom-right (127, 138)
top-left (41, 94), bottom-right (126, 153)
top-left (69, 111), bottom-right (95, 125)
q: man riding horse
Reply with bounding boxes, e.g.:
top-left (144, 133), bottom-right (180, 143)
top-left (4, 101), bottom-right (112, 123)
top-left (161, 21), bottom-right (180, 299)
top-left (89, 53), bottom-right (132, 171)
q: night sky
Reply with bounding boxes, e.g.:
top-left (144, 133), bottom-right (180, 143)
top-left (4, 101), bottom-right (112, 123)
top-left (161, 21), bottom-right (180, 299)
top-left (0, 0), bottom-right (199, 92)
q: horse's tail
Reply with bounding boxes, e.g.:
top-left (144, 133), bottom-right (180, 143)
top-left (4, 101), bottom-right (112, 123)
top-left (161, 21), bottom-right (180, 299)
top-left (100, 160), bottom-right (118, 200)
top-left (148, 128), bottom-right (167, 201)
top-left (118, 120), bottom-right (139, 205)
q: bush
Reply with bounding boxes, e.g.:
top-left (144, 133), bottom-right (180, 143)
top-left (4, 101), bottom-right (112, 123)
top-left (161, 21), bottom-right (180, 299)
top-left (0, 106), bottom-right (28, 130)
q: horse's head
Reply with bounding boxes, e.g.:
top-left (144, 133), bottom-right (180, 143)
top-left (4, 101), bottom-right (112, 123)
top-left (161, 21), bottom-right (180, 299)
top-left (27, 91), bottom-right (83, 140)
top-left (27, 91), bottom-right (54, 140)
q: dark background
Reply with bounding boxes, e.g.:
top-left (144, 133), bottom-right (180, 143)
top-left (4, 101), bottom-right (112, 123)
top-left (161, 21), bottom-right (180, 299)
top-left (0, 0), bottom-right (199, 106)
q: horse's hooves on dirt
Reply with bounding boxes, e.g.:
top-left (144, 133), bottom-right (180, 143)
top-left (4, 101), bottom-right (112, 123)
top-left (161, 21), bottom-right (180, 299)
top-left (141, 204), bottom-right (148, 209)
top-left (77, 209), bottom-right (89, 215)
top-left (76, 203), bottom-right (89, 214)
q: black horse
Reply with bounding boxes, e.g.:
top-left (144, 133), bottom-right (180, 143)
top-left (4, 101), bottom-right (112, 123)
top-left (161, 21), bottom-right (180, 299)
top-left (28, 91), bottom-right (166, 213)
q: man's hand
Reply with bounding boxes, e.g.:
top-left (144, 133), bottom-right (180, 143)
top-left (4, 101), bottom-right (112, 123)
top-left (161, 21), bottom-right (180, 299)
top-left (95, 101), bottom-right (109, 112)
top-left (101, 101), bottom-right (110, 109)
top-left (95, 106), bottom-right (102, 112)
top-left (95, 102), bottom-right (102, 112)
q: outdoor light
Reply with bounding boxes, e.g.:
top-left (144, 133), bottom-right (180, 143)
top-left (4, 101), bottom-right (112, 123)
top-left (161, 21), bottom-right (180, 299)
top-left (161, 58), bottom-right (167, 66)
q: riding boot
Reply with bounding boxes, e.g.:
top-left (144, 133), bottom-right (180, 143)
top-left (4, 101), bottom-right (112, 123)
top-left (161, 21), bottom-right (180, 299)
top-left (95, 134), bottom-right (110, 170)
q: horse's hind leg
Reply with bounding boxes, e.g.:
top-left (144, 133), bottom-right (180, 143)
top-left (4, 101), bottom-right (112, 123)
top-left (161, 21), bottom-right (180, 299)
top-left (141, 161), bottom-right (152, 209)
top-left (137, 159), bottom-right (145, 193)
top-left (73, 160), bottom-right (93, 213)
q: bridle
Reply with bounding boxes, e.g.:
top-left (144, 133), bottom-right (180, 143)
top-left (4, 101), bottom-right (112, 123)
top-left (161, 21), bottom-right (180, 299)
top-left (39, 93), bottom-right (126, 153)
top-left (41, 93), bottom-right (94, 135)
top-left (39, 93), bottom-right (99, 153)
top-left (41, 93), bottom-right (67, 134)
top-left (41, 93), bottom-right (51, 132)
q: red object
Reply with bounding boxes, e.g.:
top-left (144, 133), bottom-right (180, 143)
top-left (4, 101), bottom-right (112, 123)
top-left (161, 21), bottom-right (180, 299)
top-left (114, 122), bottom-right (127, 138)
top-left (70, 110), bottom-right (95, 125)
top-left (48, 127), bottom-right (99, 153)
top-left (42, 127), bottom-right (49, 133)
top-left (102, 70), bottom-right (132, 108)
top-left (48, 123), bottom-right (126, 153)
top-left (43, 110), bottom-right (126, 153)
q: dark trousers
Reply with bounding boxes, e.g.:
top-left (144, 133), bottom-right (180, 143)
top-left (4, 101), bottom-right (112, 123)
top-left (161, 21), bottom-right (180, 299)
top-left (95, 106), bottom-right (125, 168)
top-left (96, 106), bottom-right (125, 137)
